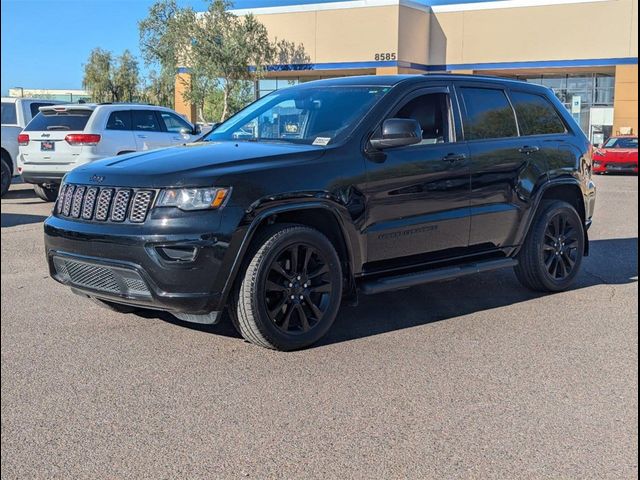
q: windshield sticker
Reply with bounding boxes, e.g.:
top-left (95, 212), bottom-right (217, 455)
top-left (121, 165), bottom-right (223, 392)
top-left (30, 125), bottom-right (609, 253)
top-left (312, 137), bottom-right (331, 146)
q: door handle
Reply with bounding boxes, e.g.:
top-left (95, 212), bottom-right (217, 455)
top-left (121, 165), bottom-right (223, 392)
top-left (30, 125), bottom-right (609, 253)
top-left (137, 134), bottom-right (148, 139)
top-left (519, 145), bottom-right (540, 154)
top-left (442, 153), bottom-right (467, 162)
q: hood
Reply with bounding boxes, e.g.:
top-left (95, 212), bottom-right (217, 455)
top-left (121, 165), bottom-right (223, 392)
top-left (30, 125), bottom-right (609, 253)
top-left (65, 141), bottom-right (326, 188)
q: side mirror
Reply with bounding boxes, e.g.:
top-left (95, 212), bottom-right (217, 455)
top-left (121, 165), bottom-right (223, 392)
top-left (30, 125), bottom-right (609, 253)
top-left (369, 118), bottom-right (422, 150)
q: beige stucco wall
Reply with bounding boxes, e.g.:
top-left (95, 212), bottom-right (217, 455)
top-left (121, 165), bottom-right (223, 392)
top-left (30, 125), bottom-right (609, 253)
top-left (255, 6), bottom-right (400, 64)
top-left (428, 0), bottom-right (638, 66)
top-left (250, 1), bottom-right (638, 68)
top-left (613, 64), bottom-right (639, 135)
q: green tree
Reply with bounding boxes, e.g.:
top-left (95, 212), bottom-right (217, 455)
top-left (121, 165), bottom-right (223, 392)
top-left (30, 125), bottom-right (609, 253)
top-left (139, 0), bottom-right (310, 122)
top-left (82, 48), bottom-right (113, 103)
top-left (138, 0), bottom-right (192, 109)
top-left (82, 48), bottom-right (140, 103)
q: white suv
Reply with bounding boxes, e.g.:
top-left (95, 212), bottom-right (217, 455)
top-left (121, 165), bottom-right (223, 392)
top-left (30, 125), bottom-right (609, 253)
top-left (1, 97), bottom-right (66, 196)
top-left (18, 103), bottom-right (201, 201)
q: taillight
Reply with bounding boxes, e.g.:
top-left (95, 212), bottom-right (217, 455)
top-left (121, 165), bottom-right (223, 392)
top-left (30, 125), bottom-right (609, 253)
top-left (18, 133), bottom-right (29, 146)
top-left (65, 134), bottom-right (101, 146)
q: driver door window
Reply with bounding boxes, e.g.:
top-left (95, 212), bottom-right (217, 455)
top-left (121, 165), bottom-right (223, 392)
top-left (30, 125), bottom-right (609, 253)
top-left (393, 93), bottom-right (452, 145)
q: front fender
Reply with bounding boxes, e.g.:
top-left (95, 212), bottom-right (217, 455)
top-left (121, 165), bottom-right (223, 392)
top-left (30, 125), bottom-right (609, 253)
top-left (210, 198), bottom-right (362, 311)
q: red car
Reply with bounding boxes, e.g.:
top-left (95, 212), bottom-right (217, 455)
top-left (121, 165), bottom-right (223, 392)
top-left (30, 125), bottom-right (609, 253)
top-left (592, 135), bottom-right (638, 174)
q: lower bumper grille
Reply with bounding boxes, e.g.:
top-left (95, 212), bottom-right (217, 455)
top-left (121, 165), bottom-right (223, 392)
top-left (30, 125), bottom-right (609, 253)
top-left (52, 256), bottom-right (151, 298)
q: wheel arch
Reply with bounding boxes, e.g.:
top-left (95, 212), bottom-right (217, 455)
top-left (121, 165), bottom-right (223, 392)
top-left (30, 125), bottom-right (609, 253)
top-left (520, 179), bottom-right (589, 256)
top-left (218, 201), bottom-right (360, 309)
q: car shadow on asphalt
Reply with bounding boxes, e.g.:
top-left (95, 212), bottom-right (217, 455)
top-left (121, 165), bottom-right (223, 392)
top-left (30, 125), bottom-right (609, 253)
top-left (1, 212), bottom-right (49, 228)
top-left (137, 237), bottom-right (638, 348)
top-left (2, 187), bottom-right (38, 200)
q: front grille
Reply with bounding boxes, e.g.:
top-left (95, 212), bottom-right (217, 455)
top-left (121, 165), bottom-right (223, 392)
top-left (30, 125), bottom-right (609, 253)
top-left (110, 189), bottom-right (131, 222)
top-left (57, 183), bottom-right (155, 224)
top-left (52, 256), bottom-right (151, 298)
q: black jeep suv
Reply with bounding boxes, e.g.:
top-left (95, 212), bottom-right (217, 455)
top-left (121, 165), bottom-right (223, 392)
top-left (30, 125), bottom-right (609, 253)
top-left (44, 74), bottom-right (596, 350)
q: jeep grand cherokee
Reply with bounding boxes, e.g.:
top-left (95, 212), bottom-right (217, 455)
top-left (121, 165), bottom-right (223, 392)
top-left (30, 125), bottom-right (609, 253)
top-left (44, 75), bottom-right (597, 350)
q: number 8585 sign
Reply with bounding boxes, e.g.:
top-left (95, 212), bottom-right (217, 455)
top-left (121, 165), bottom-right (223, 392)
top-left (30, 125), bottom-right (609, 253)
top-left (374, 53), bottom-right (397, 61)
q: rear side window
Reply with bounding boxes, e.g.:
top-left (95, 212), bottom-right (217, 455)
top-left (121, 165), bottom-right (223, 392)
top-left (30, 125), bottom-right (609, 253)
top-left (132, 110), bottom-right (161, 132)
top-left (106, 111), bottom-right (132, 131)
top-left (159, 111), bottom-right (192, 133)
top-left (510, 91), bottom-right (566, 136)
top-left (460, 87), bottom-right (518, 140)
top-left (29, 102), bottom-right (55, 119)
top-left (24, 109), bottom-right (92, 131)
top-left (1, 102), bottom-right (17, 124)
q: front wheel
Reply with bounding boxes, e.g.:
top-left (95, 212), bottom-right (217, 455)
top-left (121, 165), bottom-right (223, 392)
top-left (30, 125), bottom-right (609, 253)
top-left (230, 225), bottom-right (343, 351)
top-left (515, 200), bottom-right (585, 292)
top-left (33, 183), bottom-right (59, 202)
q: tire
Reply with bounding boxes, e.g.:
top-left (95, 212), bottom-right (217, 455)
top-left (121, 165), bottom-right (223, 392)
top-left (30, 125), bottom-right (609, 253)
top-left (515, 200), bottom-right (585, 292)
top-left (33, 183), bottom-right (60, 202)
top-left (90, 297), bottom-right (138, 314)
top-left (1, 156), bottom-right (11, 197)
top-left (230, 224), bottom-right (343, 351)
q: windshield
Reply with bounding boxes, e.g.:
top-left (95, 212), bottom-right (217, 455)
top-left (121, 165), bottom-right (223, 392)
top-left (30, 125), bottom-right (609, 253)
top-left (202, 86), bottom-right (390, 145)
top-left (604, 137), bottom-right (638, 149)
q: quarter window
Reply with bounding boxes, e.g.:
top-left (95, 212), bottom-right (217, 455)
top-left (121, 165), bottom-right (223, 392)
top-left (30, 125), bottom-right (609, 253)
top-left (1, 102), bottom-right (17, 125)
top-left (460, 87), bottom-right (518, 140)
top-left (29, 102), bottom-right (54, 119)
top-left (510, 91), bottom-right (566, 136)
top-left (106, 111), bottom-right (132, 131)
top-left (132, 110), bottom-right (161, 132)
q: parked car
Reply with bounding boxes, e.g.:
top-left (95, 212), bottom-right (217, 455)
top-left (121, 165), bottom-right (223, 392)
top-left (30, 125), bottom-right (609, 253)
top-left (1, 97), bottom-right (65, 196)
top-left (592, 135), bottom-right (638, 174)
top-left (18, 103), bottom-right (201, 201)
top-left (44, 74), bottom-right (596, 350)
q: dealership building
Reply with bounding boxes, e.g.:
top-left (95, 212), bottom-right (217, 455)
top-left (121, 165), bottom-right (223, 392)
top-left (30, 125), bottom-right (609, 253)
top-left (176, 0), bottom-right (638, 144)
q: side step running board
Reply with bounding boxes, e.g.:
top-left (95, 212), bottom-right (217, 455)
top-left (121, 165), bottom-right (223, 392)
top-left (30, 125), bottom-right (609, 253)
top-left (360, 258), bottom-right (518, 295)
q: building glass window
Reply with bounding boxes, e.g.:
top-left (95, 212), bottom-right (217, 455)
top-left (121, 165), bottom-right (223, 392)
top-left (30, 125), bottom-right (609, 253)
top-left (516, 73), bottom-right (616, 143)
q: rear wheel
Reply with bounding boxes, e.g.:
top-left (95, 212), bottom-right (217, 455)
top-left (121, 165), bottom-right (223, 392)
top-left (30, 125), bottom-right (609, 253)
top-left (33, 183), bottom-right (59, 202)
top-left (515, 200), bottom-right (584, 292)
top-left (230, 224), bottom-right (343, 351)
top-left (1, 156), bottom-right (11, 197)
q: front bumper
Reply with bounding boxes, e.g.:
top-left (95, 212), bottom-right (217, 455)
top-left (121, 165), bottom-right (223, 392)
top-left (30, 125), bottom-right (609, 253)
top-left (44, 209), bottom-right (245, 317)
top-left (593, 161), bottom-right (638, 174)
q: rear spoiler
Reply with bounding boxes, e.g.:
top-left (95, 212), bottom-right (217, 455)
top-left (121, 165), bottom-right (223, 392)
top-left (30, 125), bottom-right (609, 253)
top-left (39, 104), bottom-right (96, 113)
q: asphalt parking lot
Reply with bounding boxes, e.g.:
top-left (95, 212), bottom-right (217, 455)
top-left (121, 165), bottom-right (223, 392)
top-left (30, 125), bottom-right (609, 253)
top-left (1, 176), bottom-right (637, 479)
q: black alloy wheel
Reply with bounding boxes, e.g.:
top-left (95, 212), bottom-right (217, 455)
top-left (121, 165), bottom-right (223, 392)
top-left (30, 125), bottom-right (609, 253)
top-left (231, 224), bottom-right (343, 351)
top-left (514, 200), bottom-right (585, 292)
top-left (542, 211), bottom-right (580, 281)
top-left (263, 243), bottom-right (333, 334)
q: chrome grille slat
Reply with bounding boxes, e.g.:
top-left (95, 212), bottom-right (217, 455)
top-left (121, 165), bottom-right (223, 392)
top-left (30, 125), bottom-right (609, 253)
top-left (70, 186), bottom-right (86, 218)
top-left (94, 188), bottom-right (114, 221)
top-left (130, 190), bottom-right (154, 223)
top-left (57, 184), bottom-right (154, 224)
top-left (82, 187), bottom-right (98, 220)
top-left (56, 184), bottom-right (68, 213)
top-left (110, 189), bottom-right (132, 222)
top-left (61, 185), bottom-right (75, 216)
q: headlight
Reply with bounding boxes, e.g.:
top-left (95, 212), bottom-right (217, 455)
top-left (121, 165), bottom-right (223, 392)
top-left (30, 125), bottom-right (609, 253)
top-left (156, 187), bottom-right (230, 211)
